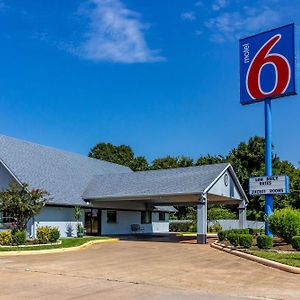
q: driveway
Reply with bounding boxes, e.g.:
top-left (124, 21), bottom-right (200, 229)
top-left (0, 240), bottom-right (299, 300)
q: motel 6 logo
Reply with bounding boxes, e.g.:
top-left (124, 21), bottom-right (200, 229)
top-left (240, 24), bottom-right (296, 105)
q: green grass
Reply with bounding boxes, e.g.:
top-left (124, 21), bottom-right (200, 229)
top-left (0, 236), bottom-right (110, 252)
top-left (247, 250), bottom-right (300, 268)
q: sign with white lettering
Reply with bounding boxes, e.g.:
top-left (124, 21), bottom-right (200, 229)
top-left (240, 24), bottom-right (296, 105)
top-left (249, 175), bottom-right (289, 196)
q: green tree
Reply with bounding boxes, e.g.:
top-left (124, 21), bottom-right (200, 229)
top-left (89, 143), bottom-right (135, 167)
top-left (89, 142), bottom-right (148, 171)
top-left (151, 156), bottom-right (193, 170)
top-left (207, 207), bottom-right (236, 221)
top-left (0, 183), bottom-right (48, 231)
top-left (196, 154), bottom-right (225, 166)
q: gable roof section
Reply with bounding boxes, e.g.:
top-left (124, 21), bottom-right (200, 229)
top-left (0, 134), bottom-right (132, 206)
top-left (83, 163), bottom-right (231, 200)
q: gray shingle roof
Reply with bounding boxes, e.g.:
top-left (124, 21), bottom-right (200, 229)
top-left (0, 134), bottom-right (132, 206)
top-left (83, 163), bottom-right (229, 199)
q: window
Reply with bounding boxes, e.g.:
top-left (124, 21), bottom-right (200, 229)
top-left (141, 211), bottom-right (152, 224)
top-left (107, 211), bottom-right (117, 223)
top-left (159, 212), bottom-right (166, 221)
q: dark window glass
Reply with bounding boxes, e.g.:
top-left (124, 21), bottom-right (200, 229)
top-left (159, 212), bottom-right (166, 221)
top-left (107, 211), bottom-right (117, 223)
top-left (141, 211), bottom-right (152, 224)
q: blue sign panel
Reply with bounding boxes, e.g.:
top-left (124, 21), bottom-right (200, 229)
top-left (240, 24), bottom-right (296, 105)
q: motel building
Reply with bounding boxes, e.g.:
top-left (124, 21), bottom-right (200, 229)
top-left (0, 134), bottom-right (248, 244)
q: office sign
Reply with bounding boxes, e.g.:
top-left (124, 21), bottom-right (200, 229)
top-left (240, 24), bottom-right (296, 105)
top-left (249, 175), bottom-right (289, 196)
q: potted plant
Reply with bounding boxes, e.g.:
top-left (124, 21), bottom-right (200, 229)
top-left (74, 206), bottom-right (84, 238)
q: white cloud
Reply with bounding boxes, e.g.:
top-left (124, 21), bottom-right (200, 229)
top-left (181, 11), bottom-right (196, 21)
top-left (76, 0), bottom-right (164, 63)
top-left (205, 6), bottom-right (282, 43)
top-left (212, 0), bottom-right (229, 11)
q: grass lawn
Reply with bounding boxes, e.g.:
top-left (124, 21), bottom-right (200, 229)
top-left (247, 250), bottom-right (300, 268)
top-left (0, 236), bottom-right (110, 252)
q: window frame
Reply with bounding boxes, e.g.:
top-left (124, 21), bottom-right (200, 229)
top-left (107, 210), bottom-right (117, 224)
top-left (141, 211), bottom-right (152, 224)
top-left (158, 212), bottom-right (166, 221)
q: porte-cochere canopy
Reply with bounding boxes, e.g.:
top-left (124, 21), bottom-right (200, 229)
top-left (83, 163), bottom-right (248, 244)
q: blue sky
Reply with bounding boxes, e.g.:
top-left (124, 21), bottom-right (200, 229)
top-left (0, 0), bottom-right (299, 165)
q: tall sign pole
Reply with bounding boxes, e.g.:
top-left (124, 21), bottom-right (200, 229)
top-left (240, 24), bottom-right (296, 236)
top-left (264, 99), bottom-right (273, 235)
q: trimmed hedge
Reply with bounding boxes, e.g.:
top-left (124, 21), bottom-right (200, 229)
top-left (13, 231), bottom-right (26, 245)
top-left (227, 233), bottom-right (239, 246)
top-left (239, 234), bottom-right (253, 248)
top-left (291, 236), bottom-right (300, 251)
top-left (0, 230), bottom-right (27, 246)
top-left (36, 226), bottom-right (60, 244)
top-left (248, 228), bottom-right (264, 236)
top-left (217, 230), bottom-right (227, 241)
top-left (257, 235), bottom-right (273, 249)
top-left (169, 221), bottom-right (194, 232)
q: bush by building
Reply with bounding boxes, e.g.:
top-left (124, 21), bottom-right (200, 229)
top-left (238, 234), bottom-right (253, 248)
top-left (257, 234), bottom-right (273, 249)
top-left (227, 233), bottom-right (239, 246)
top-left (291, 236), bottom-right (300, 251)
top-left (269, 208), bottom-right (300, 244)
top-left (36, 226), bottom-right (60, 244)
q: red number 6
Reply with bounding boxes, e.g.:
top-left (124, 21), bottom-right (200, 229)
top-left (246, 34), bottom-right (291, 99)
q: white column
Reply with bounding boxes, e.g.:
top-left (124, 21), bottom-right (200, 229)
top-left (239, 202), bottom-right (247, 229)
top-left (197, 193), bottom-right (207, 244)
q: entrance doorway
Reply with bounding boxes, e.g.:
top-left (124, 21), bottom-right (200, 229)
top-left (85, 209), bottom-right (101, 236)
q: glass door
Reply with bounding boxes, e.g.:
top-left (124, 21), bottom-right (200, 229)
top-left (85, 209), bottom-right (101, 235)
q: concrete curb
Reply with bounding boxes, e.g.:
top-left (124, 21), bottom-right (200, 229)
top-left (0, 238), bottom-right (119, 256)
top-left (211, 241), bottom-right (300, 275)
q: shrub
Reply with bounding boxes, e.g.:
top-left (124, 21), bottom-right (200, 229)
top-left (188, 223), bottom-right (197, 232)
top-left (209, 222), bottom-right (222, 233)
top-left (207, 207), bottom-right (236, 220)
top-left (169, 221), bottom-right (193, 232)
top-left (248, 228), bottom-right (263, 236)
top-left (230, 228), bottom-right (250, 235)
top-left (228, 233), bottom-right (239, 246)
top-left (49, 227), bottom-right (60, 243)
top-left (239, 234), bottom-right (253, 248)
top-left (0, 231), bottom-right (13, 245)
top-left (217, 230), bottom-right (227, 241)
top-left (257, 235), bottom-right (273, 249)
top-left (269, 208), bottom-right (300, 243)
top-left (12, 231), bottom-right (26, 245)
top-left (36, 226), bottom-right (60, 244)
top-left (291, 236), bottom-right (300, 251)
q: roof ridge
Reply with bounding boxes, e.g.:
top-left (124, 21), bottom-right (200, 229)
top-left (0, 133), bottom-right (131, 170)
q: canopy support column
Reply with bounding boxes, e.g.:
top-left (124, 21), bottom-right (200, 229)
top-left (197, 193), bottom-right (207, 244)
top-left (239, 201), bottom-right (247, 229)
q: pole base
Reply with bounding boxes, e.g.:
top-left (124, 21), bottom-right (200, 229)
top-left (197, 234), bottom-right (207, 244)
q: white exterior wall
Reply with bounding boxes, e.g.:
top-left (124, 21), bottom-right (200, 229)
top-left (30, 207), bottom-right (169, 237)
top-left (32, 206), bottom-right (84, 238)
top-left (209, 170), bottom-right (242, 200)
top-left (101, 210), bottom-right (169, 235)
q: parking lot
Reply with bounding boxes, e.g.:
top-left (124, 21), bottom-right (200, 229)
top-left (0, 239), bottom-right (299, 299)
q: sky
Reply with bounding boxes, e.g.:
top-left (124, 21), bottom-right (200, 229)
top-left (0, 0), bottom-right (300, 166)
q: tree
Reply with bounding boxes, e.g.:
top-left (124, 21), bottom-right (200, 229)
top-left (196, 154), bottom-right (225, 166)
top-left (151, 156), bottom-right (193, 170)
top-left (89, 143), bottom-right (135, 167)
top-left (207, 207), bottom-right (236, 221)
top-left (89, 142), bottom-right (148, 171)
top-left (0, 183), bottom-right (48, 231)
